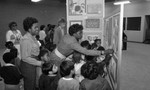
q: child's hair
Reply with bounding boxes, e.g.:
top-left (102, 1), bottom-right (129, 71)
top-left (42, 62), bottom-right (53, 75)
top-left (38, 49), bottom-right (49, 60)
top-left (58, 18), bottom-right (66, 26)
top-left (97, 62), bottom-right (105, 76)
top-left (80, 40), bottom-right (91, 49)
top-left (3, 52), bottom-right (17, 63)
top-left (10, 48), bottom-right (18, 58)
top-left (72, 51), bottom-right (82, 63)
top-left (60, 61), bottom-right (74, 77)
top-left (5, 41), bottom-right (14, 49)
top-left (81, 62), bottom-right (99, 80)
top-left (94, 39), bottom-right (101, 43)
top-left (40, 25), bottom-right (45, 30)
top-left (85, 55), bottom-right (96, 62)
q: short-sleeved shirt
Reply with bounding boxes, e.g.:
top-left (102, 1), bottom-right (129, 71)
top-left (57, 77), bottom-right (79, 90)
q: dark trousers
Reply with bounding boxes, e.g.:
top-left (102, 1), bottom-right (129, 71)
top-left (123, 41), bottom-right (127, 50)
top-left (20, 60), bottom-right (36, 90)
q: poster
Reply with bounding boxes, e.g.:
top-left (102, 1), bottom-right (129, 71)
top-left (68, 0), bottom-right (86, 15)
top-left (70, 20), bottom-right (82, 26)
top-left (112, 14), bottom-right (120, 57)
top-left (87, 4), bottom-right (102, 14)
top-left (83, 32), bottom-right (102, 44)
top-left (85, 18), bottom-right (100, 28)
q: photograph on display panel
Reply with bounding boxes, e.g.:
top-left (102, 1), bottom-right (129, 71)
top-left (112, 14), bottom-right (120, 57)
top-left (68, 0), bottom-right (86, 16)
top-left (87, 4), bottom-right (102, 14)
top-left (107, 56), bottom-right (118, 89)
top-left (85, 18), bottom-right (100, 28)
top-left (83, 32), bottom-right (102, 44)
top-left (105, 18), bottom-right (113, 47)
top-left (69, 20), bottom-right (82, 26)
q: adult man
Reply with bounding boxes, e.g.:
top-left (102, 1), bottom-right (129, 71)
top-left (50, 24), bottom-right (113, 66)
top-left (53, 18), bottom-right (66, 46)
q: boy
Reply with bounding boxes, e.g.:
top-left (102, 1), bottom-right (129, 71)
top-left (39, 62), bottom-right (59, 90)
top-left (0, 51), bottom-right (22, 90)
top-left (36, 49), bottom-right (50, 89)
top-left (80, 61), bottom-right (111, 90)
top-left (72, 51), bottom-right (85, 82)
top-left (57, 60), bottom-right (79, 90)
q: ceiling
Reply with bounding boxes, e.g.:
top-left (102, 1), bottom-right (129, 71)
top-left (0, 0), bottom-right (120, 3)
top-left (0, 0), bottom-right (149, 4)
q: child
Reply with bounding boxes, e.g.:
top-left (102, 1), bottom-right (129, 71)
top-left (4, 41), bottom-right (15, 53)
top-left (80, 40), bottom-right (91, 60)
top-left (36, 49), bottom-right (50, 89)
top-left (80, 61), bottom-right (111, 90)
top-left (38, 49), bottom-right (50, 63)
top-left (72, 51), bottom-right (85, 82)
top-left (39, 62), bottom-right (59, 90)
top-left (57, 61), bottom-right (80, 90)
top-left (91, 39), bottom-right (105, 50)
top-left (0, 52), bottom-right (22, 90)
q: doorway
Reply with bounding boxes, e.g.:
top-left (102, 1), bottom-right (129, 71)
top-left (144, 15), bottom-right (150, 44)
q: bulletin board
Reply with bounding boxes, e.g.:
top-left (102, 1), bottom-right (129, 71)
top-left (104, 12), bottom-right (122, 90)
top-left (66, 0), bottom-right (104, 45)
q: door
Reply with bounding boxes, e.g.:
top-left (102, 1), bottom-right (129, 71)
top-left (145, 15), bottom-right (150, 42)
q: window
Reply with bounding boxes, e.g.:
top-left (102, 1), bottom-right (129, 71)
top-left (127, 17), bottom-right (141, 31)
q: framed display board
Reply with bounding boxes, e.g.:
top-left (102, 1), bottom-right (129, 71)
top-left (68, 0), bottom-right (86, 16)
top-left (70, 20), bottom-right (82, 26)
top-left (85, 18), bottom-right (100, 28)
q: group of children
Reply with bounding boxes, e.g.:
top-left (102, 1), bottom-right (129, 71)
top-left (0, 38), bottom-right (112, 90)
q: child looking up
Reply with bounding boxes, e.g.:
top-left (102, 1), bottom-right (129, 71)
top-left (39, 62), bottom-right (59, 90)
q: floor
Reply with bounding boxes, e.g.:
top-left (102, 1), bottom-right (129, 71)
top-left (0, 42), bottom-right (150, 90)
top-left (120, 42), bottom-right (150, 90)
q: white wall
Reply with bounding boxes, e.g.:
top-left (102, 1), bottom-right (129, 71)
top-left (106, 1), bottom-right (150, 42)
top-left (124, 1), bottom-right (150, 42)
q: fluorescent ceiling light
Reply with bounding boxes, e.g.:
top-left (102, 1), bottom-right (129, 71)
top-left (114, 1), bottom-right (130, 5)
top-left (31, 0), bottom-right (42, 2)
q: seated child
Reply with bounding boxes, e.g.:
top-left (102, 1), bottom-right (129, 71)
top-left (57, 61), bottom-right (80, 90)
top-left (39, 62), bottom-right (59, 90)
top-left (0, 52), bottom-right (22, 90)
top-left (80, 61), bottom-right (111, 90)
top-left (72, 51), bottom-right (85, 82)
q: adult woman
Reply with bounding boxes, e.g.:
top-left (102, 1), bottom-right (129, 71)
top-left (20, 17), bottom-right (44, 90)
top-left (50, 24), bottom-right (114, 66)
top-left (6, 21), bottom-right (22, 59)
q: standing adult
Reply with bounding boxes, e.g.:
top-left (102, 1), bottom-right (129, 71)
top-left (20, 17), bottom-right (44, 90)
top-left (39, 25), bottom-right (46, 46)
top-left (6, 21), bottom-right (22, 59)
top-left (123, 30), bottom-right (127, 50)
top-left (50, 24), bottom-right (114, 66)
top-left (53, 18), bottom-right (66, 46)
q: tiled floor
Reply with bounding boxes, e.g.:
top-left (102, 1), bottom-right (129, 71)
top-left (0, 42), bottom-right (150, 90)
